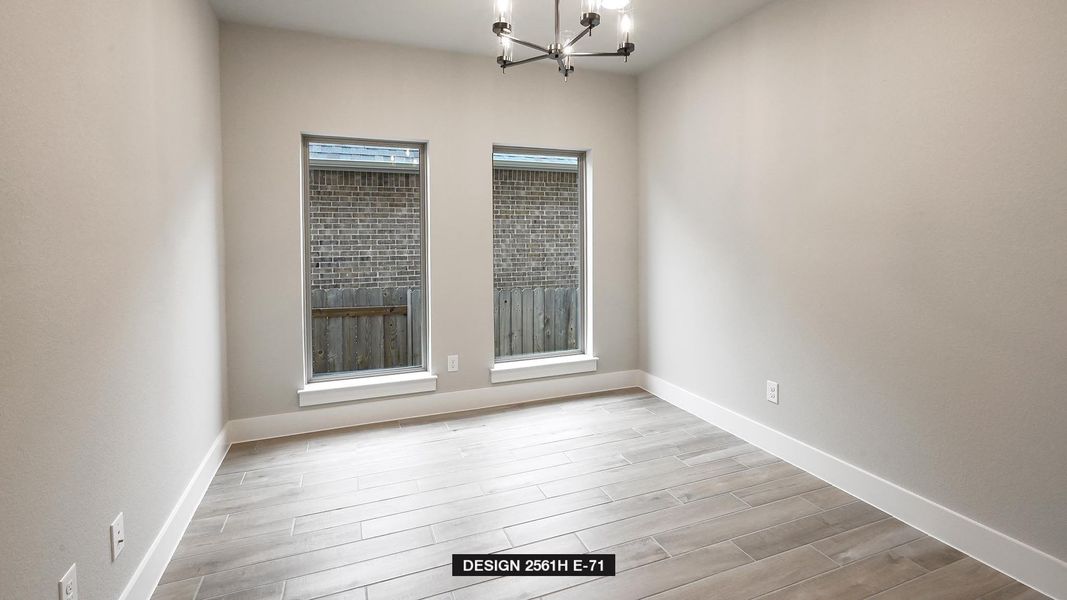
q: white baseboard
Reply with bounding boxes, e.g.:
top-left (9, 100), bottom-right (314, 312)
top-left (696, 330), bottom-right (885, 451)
top-left (640, 372), bottom-right (1067, 600)
top-left (228, 369), bottom-right (643, 443)
top-left (117, 428), bottom-right (230, 600)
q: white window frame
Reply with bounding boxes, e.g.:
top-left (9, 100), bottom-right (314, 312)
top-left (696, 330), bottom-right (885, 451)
top-left (299, 135), bottom-right (434, 404)
top-left (489, 145), bottom-right (596, 383)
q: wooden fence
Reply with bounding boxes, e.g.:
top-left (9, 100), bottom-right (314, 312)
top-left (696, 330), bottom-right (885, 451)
top-left (310, 287), bottom-right (423, 374)
top-left (311, 285), bottom-right (579, 374)
top-left (495, 286), bottom-right (579, 358)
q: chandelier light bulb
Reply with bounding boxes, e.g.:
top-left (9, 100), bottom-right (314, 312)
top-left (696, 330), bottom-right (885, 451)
top-left (602, 0), bottom-right (630, 9)
top-left (498, 37), bottom-right (514, 63)
top-left (617, 8), bottom-right (635, 53)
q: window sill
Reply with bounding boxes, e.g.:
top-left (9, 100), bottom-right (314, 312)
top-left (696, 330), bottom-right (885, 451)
top-left (489, 354), bottom-right (598, 384)
top-left (298, 371), bottom-right (438, 407)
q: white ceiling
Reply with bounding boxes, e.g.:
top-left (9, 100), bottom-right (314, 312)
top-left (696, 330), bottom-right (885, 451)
top-left (209, 0), bottom-right (775, 74)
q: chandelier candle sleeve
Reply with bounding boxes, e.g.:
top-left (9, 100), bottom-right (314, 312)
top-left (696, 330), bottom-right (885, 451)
top-left (617, 7), bottom-right (635, 52)
top-left (580, 0), bottom-right (602, 27)
top-left (493, 0), bottom-right (513, 34)
top-left (561, 28), bottom-right (575, 76)
top-left (498, 37), bottom-right (514, 63)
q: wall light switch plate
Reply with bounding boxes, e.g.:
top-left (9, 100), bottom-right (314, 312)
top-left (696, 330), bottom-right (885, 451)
top-left (110, 512), bottom-right (125, 561)
top-left (767, 380), bottom-right (779, 404)
top-left (58, 563), bottom-right (77, 600)
top-left (447, 355), bottom-right (459, 372)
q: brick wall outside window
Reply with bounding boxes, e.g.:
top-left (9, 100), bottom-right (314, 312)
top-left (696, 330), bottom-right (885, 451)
top-left (308, 169), bottom-right (422, 290)
top-left (493, 168), bottom-right (581, 289)
top-left (307, 167), bottom-right (580, 291)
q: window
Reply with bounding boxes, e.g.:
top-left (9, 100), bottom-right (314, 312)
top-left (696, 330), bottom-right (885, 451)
top-left (302, 136), bottom-right (427, 382)
top-left (492, 147), bottom-right (586, 362)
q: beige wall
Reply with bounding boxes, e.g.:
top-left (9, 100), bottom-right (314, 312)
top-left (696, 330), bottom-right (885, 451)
top-left (0, 1), bottom-right (226, 597)
top-left (220, 24), bottom-right (639, 419)
top-left (639, 0), bottom-right (1067, 562)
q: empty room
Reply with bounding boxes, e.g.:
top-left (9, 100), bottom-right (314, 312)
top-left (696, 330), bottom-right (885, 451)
top-left (3, 1), bottom-right (1066, 599)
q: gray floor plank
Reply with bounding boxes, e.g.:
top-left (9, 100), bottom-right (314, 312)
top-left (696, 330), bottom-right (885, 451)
top-left (312, 590), bottom-right (367, 600)
top-left (733, 450), bottom-right (782, 468)
top-left (215, 480), bottom-right (421, 538)
top-left (543, 541), bottom-right (752, 600)
top-left (733, 472), bottom-right (829, 507)
top-left (195, 528), bottom-right (434, 598)
top-left (810, 518), bottom-right (924, 565)
top-left (208, 582), bottom-right (286, 600)
top-left (678, 442), bottom-right (760, 466)
top-left (292, 483), bottom-right (486, 535)
top-left (577, 492), bottom-right (748, 551)
top-left (600, 458), bottom-right (747, 500)
top-left (162, 522), bottom-right (362, 584)
top-left (359, 485), bottom-right (545, 538)
top-left (280, 531), bottom-right (511, 600)
top-left (733, 501), bottom-right (888, 561)
top-left (564, 430), bottom-right (695, 463)
top-left (979, 581), bottom-right (1053, 600)
top-left (668, 462), bottom-right (804, 503)
top-left (195, 477), bottom-right (412, 520)
top-left (414, 453), bottom-right (572, 491)
top-left (432, 488), bottom-right (610, 542)
top-left (755, 550), bottom-right (926, 600)
top-left (539, 456), bottom-right (685, 497)
top-left (478, 454), bottom-right (630, 494)
top-left (504, 490), bottom-right (680, 546)
top-left (646, 546), bottom-right (837, 600)
top-left (653, 496), bottom-right (823, 556)
top-left (152, 578), bottom-right (202, 600)
top-left (866, 556), bottom-right (1014, 600)
top-left (886, 535), bottom-right (967, 571)
top-left (800, 486), bottom-right (856, 510)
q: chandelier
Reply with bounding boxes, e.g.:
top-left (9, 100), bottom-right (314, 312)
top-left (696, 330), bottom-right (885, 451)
top-left (492, 0), bottom-right (636, 80)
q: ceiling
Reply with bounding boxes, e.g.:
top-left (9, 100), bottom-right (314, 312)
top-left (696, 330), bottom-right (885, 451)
top-left (209, 0), bottom-right (776, 74)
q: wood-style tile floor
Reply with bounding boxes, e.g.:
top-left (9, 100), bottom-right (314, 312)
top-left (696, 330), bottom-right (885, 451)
top-left (152, 388), bottom-right (1049, 600)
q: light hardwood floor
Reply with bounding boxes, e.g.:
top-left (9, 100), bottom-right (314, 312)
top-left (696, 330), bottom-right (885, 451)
top-left (153, 388), bottom-right (1049, 600)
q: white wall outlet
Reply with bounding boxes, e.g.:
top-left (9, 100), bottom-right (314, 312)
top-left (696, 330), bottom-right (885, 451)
top-left (58, 563), bottom-right (77, 600)
top-left (447, 354), bottom-right (459, 372)
top-left (110, 512), bottom-right (126, 560)
top-left (767, 380), bottom-right (779, 404)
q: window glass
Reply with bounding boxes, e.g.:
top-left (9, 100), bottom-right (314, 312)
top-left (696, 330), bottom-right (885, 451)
top-left (304, 138), bottom-right (426, 380)
top-left (492, 148), bottom-right (584, 360)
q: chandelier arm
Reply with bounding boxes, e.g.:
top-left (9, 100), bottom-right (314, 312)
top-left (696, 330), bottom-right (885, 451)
top-left (499, 34), bottom-right (551, 55)
top-left (502, 54), bottom-right (553, 69)
top-left (563, 25), bottom-right (594, 49)
top-left (569, 51), bottom-right (631, 57)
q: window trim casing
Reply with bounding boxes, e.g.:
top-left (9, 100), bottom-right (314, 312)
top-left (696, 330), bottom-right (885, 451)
top-left (491, 145), bottom-right (588, 365)
top-left (301, 134), bottom-right (430, 385)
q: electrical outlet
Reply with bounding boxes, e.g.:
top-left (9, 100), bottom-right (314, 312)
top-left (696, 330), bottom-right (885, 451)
top-left (447, 355), bottom-right (459, 372)
top-left (767, 380), bottom-right (779, 404)
top-left (58, 563), bottom-right (77, 600)
top-left (110, 512), bottom-right (126, 561)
